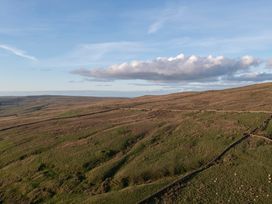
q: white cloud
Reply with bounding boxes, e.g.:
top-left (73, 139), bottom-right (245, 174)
top-left (72, 53), bottom-right (262, 82)
top-left (0, 44), bottom-right (38, 61)
top-left (240, 55), bottom-right (261, 67)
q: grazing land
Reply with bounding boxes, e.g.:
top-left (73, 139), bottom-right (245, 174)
top-left (0, 83), bottom-right (272, 203)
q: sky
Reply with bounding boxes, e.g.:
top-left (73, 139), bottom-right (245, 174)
top-left (0, 0), bottom-right (272, 97)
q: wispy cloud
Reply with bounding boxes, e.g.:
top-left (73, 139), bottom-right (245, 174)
top-left (148, 6), bottom-right (185, 34)
top-left (43, 41), bottom-right (152, 68)
top-left (148, 18), bottom-right (166, 34)
top-left (0, 44), bottom-right (38, 61)
top-left (170, 34), bottom-right (272, 55)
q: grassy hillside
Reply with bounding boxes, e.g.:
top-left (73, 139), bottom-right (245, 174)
top-left (0, 83), bottom-right (272, 203)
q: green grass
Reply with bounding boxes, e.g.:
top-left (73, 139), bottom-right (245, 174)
top-left (265, 120), bottom-right (272, 138)
top-left (176, 137), bottom-right (272, 203)
top-left (0, 107), bottom-right (271, 203)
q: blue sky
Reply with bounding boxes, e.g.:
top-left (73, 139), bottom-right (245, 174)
top-left (0, 0), bottom-right (272, 96)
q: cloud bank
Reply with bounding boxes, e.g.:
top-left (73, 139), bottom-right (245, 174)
top-left (0, 44), bottom-right (38, 61)
top-left (72, 53), bottom-right (263, 82)
top-left (267, 59), bottom-right (272, 68)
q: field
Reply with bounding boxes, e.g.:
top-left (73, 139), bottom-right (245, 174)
top-left (0, 83), bottom-right (272, 203)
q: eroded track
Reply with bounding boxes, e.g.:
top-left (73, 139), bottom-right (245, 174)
top-left (1, 106), bottom-right (271, 132)
top-left (0, 108), bottom-right (119, 132)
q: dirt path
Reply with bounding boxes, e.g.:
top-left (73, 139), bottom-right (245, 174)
top-left (121, 107), bottom-right (272, 114)
top-left (1, 106), bottom-right (271, 132)
top-left (137, 115), bottom-right (272, 204)
top-left (0, 108), bottom-right (119, 132)
top-left (251, 134), bottom-right (272, 143)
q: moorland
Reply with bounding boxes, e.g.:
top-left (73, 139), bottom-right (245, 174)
top-left (0, 83), bottom-right (272, 203)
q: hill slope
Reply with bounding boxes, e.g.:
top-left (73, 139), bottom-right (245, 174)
top-left (0, 83), bottom-right (272, 203)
